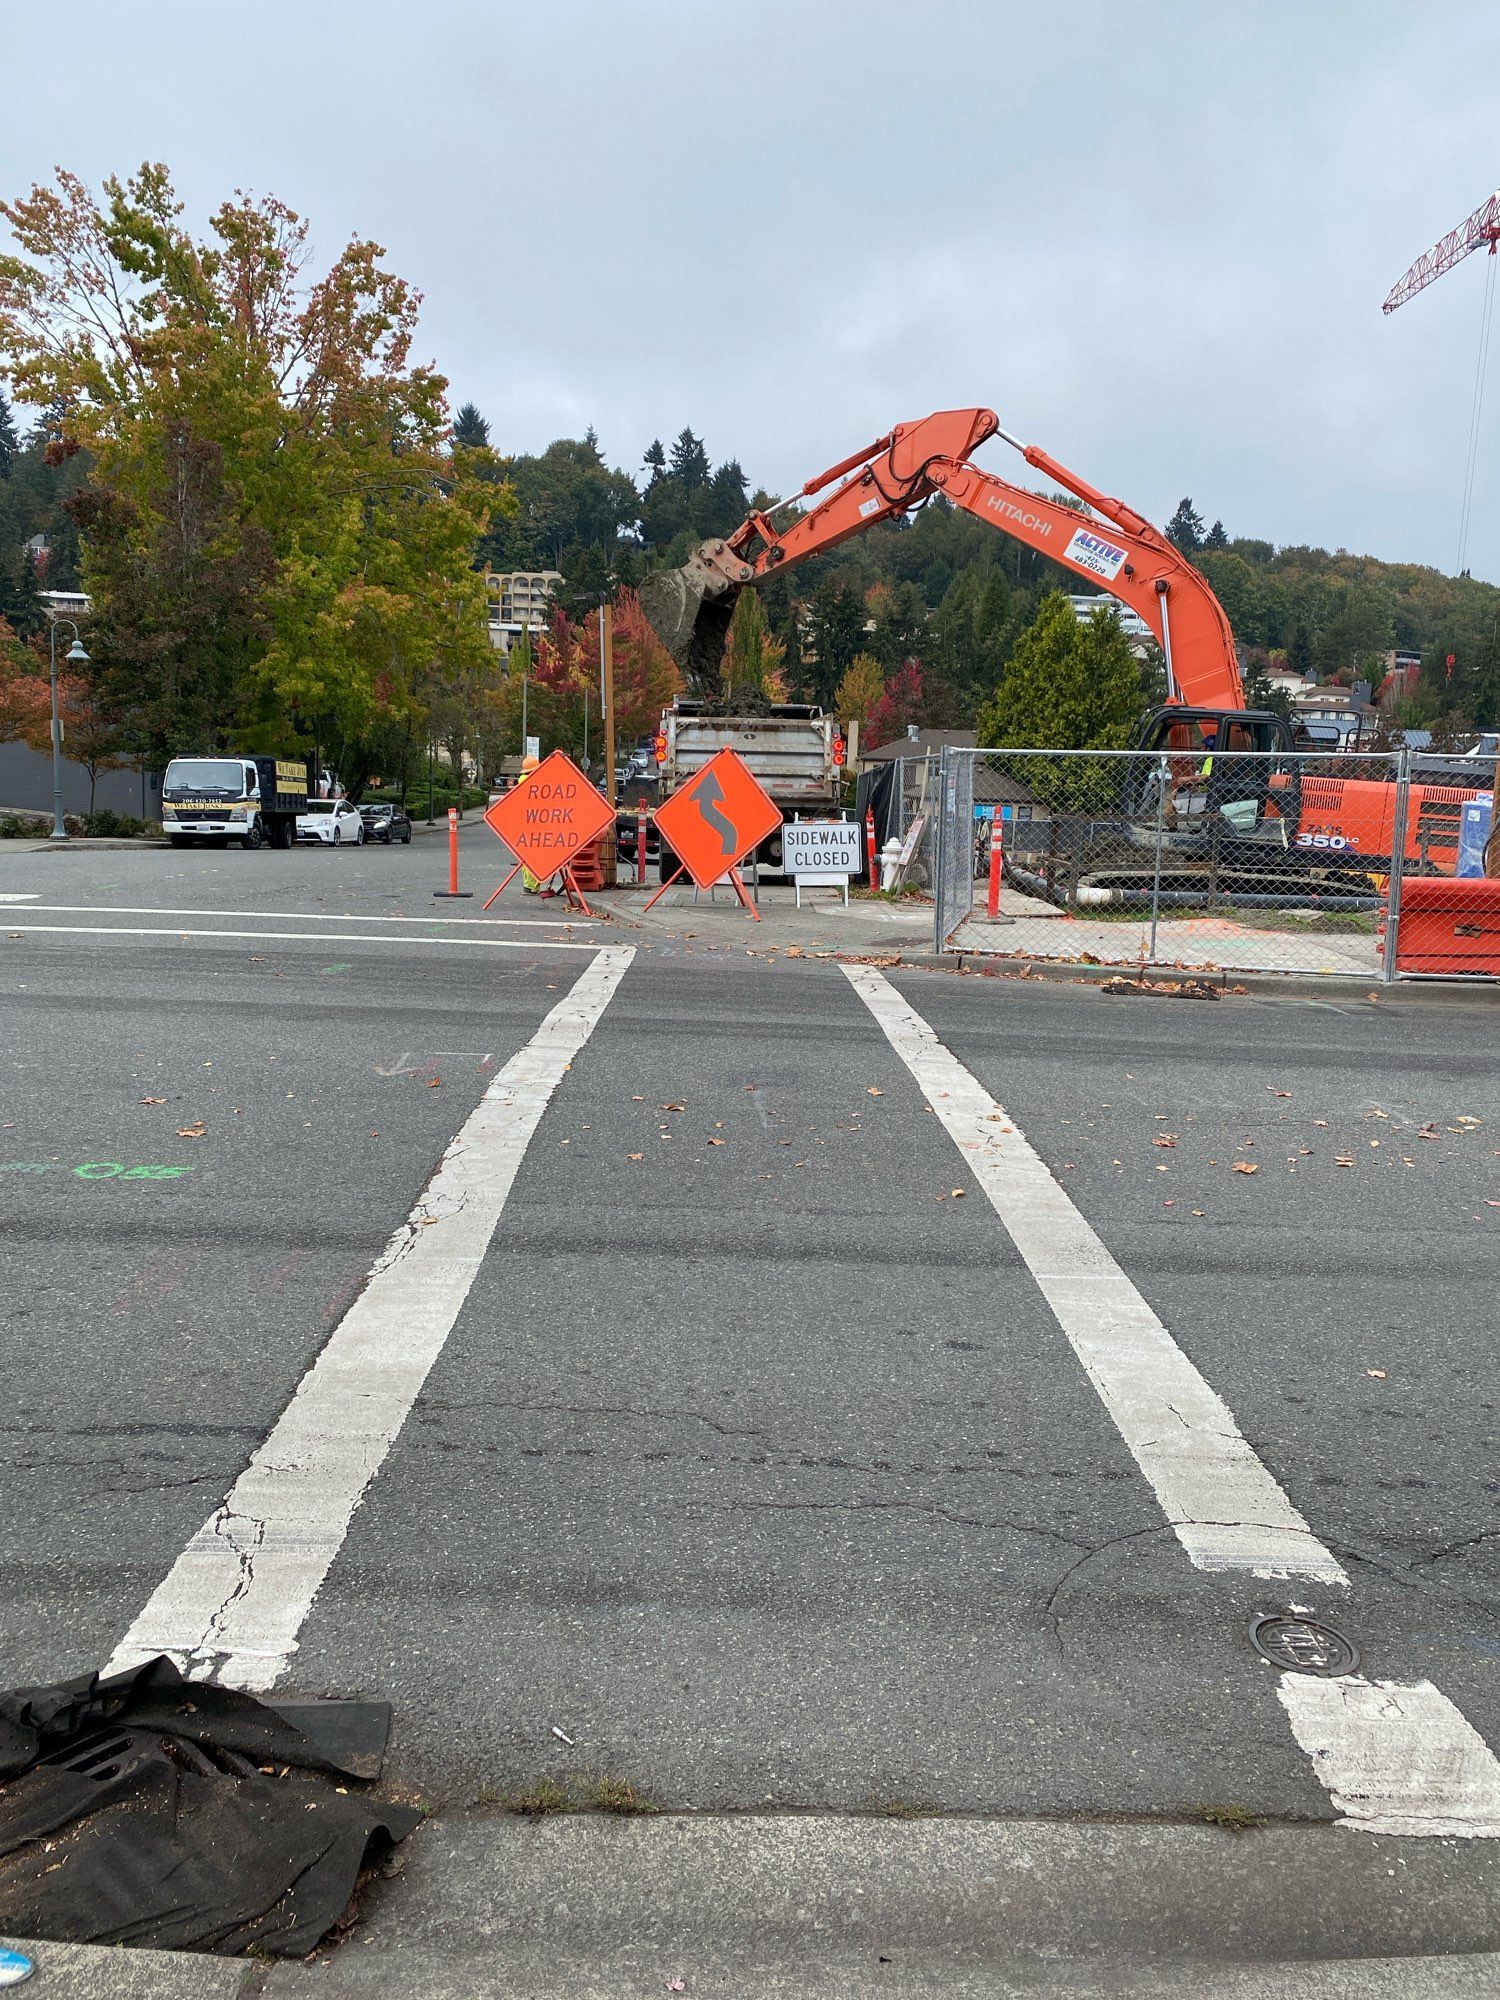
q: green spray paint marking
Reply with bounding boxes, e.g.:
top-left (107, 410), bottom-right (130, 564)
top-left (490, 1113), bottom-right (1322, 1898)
top-left (0, 1162), bottom-right (197, 1180)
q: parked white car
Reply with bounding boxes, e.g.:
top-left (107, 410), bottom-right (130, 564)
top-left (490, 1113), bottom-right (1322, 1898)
top-left (296, 797), bottom-right (365, 846)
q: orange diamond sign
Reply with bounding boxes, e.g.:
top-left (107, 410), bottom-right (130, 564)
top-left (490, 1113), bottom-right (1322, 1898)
top-left (484, 751), bottom-right (615, 879)
top-left (654, 747), bottom-right (782, 890)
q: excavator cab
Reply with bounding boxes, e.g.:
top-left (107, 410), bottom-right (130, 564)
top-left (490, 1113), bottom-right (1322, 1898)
top-left (1124, 708), bottom-right (1302, 850)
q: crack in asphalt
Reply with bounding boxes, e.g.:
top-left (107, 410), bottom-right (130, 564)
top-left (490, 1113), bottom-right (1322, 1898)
top-left (416, 1396), bottom-right (772, 1440)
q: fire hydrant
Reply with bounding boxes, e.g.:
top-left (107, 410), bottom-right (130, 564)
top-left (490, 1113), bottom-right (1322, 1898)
top-left (880, 837), bottom-right (903, 892)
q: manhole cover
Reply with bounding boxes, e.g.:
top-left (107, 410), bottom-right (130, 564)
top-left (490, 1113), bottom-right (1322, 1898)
top-left (1249, 1613), bottom-right (1359, 1677)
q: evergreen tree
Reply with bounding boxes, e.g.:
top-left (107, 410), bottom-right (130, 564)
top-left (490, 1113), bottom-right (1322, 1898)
top-left (1287, 621), bottom-right (1313, 677)
top-left (1203, 518), bottom-right (1228, 550)
top-left (643, 439), bottom-right (666, 485)
top-left (452, 402), bottom-right (490, 449)
top-left (977, 593), bottom-right (1145, 760)
top-left (668, 428), bottom-right (710, 490)
top-left (869, 579), bottom-right (927, 672)
top-left (0, 389), bottom-right (17, 477)
top-left (706, 458), bottom-right (749, 537)
top-left (806, 576), bottom-right (866, 703)
top-left (723, 585), bottom-right (786, 698)
top-left (1165, 497), bottom-right (1205, 554)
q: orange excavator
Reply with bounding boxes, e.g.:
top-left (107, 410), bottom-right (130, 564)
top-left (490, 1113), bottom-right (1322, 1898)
top-left (640, 407), bottom-right (1480, 886)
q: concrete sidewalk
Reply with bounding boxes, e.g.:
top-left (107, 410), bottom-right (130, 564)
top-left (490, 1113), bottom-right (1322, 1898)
top-left (8, 1814), bottom-right (1500, 1996)
top-left (603, 878), bottom-right (935, 958)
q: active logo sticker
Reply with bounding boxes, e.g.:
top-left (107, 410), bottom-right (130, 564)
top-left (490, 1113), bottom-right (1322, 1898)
top-left (1064, 526), bottom-right (1129, 581)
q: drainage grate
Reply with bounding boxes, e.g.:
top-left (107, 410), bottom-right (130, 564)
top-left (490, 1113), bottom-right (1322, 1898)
top-left (1249, 1613), bottom-right (1359, 1677)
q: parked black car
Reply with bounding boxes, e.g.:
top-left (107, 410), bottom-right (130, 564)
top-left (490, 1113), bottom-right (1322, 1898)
top-left (358, 802), bottom-right (412, 845)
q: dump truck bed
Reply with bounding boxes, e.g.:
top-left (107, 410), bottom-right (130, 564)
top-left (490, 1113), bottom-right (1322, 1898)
top-left (663, 702), bottom-right (839, 808)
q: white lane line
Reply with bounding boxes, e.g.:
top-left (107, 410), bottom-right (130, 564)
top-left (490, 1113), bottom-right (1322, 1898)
top-left (104, 944), bottom-right (634, 1690)
top-left (1279, 1676), bottom-right (1500, 1835)
top-left (5, 903), bottom-right (594, 929)
top-left (842, 964), bottom-right (1346, 1585)
top-left (0, 893), bottom-right (40, 902)
top-left (0, 923), bottom-right (597, 952)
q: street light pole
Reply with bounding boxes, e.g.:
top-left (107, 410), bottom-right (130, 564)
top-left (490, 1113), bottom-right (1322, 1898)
top-left (47, 618), bottom-right (89, 842)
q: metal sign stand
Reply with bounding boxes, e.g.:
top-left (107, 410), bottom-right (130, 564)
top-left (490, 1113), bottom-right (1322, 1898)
top-left (482, 863), bottom-right (595, 917)
top-left (643, 863), bottom-right (760, 921)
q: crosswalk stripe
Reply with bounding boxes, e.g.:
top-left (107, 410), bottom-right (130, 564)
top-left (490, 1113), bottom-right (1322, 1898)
top-left (1279, 1676), bottom-right (1500, 1835)
top-left (845, 965), bottom-right (1500, 1837)
top-left (842, 963), bottom-right (1346, 1585)
top-left (104, 944), bottom-right (634, 1690)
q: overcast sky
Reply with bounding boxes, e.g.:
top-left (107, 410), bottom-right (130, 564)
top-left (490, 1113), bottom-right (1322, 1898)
top-left (7, 1), bottom-right (1500, 578)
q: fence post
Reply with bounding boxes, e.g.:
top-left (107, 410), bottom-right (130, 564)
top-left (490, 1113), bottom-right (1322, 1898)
top-left (1381, 747), bottom-right (1412, 984)
top-left (932, 746), bottom-right (951, 949)
top-left (1147, 755), bottom-right (1168, 964)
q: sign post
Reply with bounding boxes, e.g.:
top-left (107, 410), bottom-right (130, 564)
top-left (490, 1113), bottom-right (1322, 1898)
top-left (482, 750), bottom-right (616, 915)
top-left (645, 748), bottom-right (782, 922)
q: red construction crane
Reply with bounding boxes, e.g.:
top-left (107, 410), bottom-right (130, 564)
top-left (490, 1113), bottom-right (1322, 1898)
top-left (1383, 191), bottom-right (1500, 314)
top-left (1384, 191), bottom-right (1500, 573)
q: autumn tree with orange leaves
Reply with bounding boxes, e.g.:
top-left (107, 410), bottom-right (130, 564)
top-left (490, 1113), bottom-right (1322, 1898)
top-left (0, 163), bottom-right (511, 765)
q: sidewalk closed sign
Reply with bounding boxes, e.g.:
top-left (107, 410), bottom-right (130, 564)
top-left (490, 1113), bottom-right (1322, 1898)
top-left (783, 821), bottom-right (861, 878)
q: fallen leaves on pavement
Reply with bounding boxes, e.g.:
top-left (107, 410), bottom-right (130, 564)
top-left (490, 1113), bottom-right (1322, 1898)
top-left (141, 1097), bottom-right (166, 1105)
top-left (176, 1122), bottom-right (206, 1139)
top-left (1231, 1161), bottom-right (1258, 1174)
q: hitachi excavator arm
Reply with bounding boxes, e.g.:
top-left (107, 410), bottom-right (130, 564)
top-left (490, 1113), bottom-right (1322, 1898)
top-left (640, 406), bottom-right (1245, 711)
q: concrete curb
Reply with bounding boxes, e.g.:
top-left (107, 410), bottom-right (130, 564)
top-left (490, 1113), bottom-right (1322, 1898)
top-left (8, 1936), bottom-right (1500, 1998)
top-left (10, 1807), bottom-right (1500, 1993)
top-left (890, 950), bottom-right (1500, 1003)
top-left (0, 837), bottom-right (169, 852)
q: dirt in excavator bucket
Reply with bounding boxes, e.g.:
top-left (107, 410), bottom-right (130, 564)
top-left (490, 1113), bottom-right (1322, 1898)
top-left (638, 555), bottom-right (740, 692)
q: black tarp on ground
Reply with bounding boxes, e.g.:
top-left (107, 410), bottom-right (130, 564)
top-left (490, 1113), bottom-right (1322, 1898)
top-left (0, 1657), bottom-right (420, 1956)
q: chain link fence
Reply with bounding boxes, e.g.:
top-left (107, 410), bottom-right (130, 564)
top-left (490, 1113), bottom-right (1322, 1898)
top-left (933, 744), bottom-right (1499, 983)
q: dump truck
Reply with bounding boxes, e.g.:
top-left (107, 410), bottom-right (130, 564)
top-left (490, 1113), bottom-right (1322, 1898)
top-left (614, 698), bottom-right (846, 882)
top-left (160, 755), bottom-right (309, 849)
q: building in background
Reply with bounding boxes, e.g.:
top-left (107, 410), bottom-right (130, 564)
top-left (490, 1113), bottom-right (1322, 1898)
top-left (1065, 592), bottom-right (1153, 653)
top-left (485, 571), bottom-right (562, 655)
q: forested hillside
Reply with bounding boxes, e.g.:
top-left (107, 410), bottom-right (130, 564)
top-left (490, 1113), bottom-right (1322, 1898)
top-left (6, 367), bottom-right (1500, 773)
top-left (447, 414), bottom-right (1500, 737)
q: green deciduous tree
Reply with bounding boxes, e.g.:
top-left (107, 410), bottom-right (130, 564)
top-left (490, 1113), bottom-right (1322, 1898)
top-left (0, 163), bottom-right (508, 765)
top-left (834, 651), bottom-right (884, 729)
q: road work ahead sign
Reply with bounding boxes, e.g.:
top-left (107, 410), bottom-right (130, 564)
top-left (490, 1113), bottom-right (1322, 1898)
top-left (654, 748), bottom-right (782, 889)
top-left (484, 751), bottom-right (614, 878)
top-left (783, 820), bottom-right (861, 879)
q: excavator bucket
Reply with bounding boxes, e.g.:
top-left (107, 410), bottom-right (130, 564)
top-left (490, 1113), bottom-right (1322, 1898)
top-left (638, 546), bottom-right (742, 691)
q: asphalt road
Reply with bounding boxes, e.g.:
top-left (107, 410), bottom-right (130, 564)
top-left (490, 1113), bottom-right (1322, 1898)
top-left (2, 829), bottom-right (1499, 1852)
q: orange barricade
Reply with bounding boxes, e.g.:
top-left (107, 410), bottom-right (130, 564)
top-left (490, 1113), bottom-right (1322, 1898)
top-left (1392, 875), bottom-right (1500, 976)
top-left (569, 837), bottom-right (605, 893)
